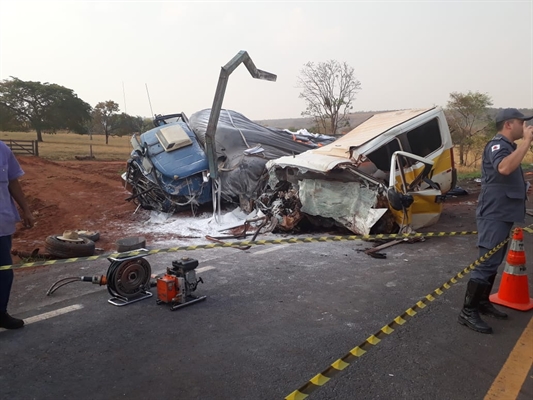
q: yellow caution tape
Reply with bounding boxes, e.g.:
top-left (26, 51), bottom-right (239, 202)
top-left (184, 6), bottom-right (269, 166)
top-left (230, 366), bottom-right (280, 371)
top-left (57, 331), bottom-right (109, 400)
top-left (0, 230), bottom-right (481, 271)
top-left (284, 236), bottom-right (510, 399)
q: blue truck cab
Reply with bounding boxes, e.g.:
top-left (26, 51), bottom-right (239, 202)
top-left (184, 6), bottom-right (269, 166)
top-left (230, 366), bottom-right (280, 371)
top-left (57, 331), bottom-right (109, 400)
top-left (126, 113), bottom-right (212, 212)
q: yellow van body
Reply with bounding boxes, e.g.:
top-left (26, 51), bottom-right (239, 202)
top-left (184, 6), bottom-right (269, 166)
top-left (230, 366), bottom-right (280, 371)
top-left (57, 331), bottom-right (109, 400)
top-left (267, 107), bottom-right (456, 234)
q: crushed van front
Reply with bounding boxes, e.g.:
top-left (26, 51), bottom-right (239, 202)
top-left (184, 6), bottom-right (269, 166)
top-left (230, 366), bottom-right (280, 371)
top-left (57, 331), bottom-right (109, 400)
top-left (266, 107), bottom-right (455, 234)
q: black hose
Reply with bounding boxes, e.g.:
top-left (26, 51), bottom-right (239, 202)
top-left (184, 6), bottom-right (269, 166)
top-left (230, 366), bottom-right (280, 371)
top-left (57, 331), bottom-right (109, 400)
top-left (105, 258), bottom-right (152, 299)
top-left (46, 277), bottom-right (82, 296)
top-left (106, 260), bottom-right (122, 298)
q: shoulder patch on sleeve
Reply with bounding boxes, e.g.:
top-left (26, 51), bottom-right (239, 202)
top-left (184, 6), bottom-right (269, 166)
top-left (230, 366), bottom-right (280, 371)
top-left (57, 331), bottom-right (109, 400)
top-left (491, 144), bottom-right (500, 152)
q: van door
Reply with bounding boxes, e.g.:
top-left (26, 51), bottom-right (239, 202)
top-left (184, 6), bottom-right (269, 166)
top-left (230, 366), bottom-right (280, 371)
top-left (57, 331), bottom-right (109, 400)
top-left (387, 151), bottom-right (444, 230)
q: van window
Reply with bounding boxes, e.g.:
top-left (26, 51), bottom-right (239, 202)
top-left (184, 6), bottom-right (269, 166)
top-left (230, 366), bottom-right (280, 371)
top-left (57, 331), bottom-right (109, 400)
top-left (366, 138), bottom-right (402, 172)
top-left (405, 118), bottom-right (442, 157)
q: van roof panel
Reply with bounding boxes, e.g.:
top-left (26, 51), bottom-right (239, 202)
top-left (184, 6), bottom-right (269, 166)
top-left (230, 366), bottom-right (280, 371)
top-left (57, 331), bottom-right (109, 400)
top-left (311, 108), bottom-right (436, 158)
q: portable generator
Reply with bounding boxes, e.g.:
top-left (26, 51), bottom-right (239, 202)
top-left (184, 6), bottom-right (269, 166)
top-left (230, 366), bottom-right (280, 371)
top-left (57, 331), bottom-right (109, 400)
top-left (156, 257), bottom-right (206, 310)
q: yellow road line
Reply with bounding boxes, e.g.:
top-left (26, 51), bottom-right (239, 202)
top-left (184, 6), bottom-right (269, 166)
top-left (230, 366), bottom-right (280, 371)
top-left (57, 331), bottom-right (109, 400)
top-left (484, 317), bottom-right (533, 400)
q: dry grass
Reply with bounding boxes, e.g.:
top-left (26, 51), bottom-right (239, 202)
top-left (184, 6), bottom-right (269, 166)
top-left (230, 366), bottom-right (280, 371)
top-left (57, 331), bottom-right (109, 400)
top-left (3, 130), bottom-right (533, 176)
top-left (454, 143), bottom-right (533, 178)
top-left (0, 131), bottom-right (132, 161)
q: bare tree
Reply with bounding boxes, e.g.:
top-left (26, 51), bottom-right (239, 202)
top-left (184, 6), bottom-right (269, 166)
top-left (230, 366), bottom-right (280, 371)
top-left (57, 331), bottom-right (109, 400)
top-left (445, 91), bottom-right (493, 166)
top-left (297, 60), bottom-right (361, 135)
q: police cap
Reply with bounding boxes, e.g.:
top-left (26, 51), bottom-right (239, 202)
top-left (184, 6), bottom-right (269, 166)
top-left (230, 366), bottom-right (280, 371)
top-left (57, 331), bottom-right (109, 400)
top-left (495, 108), bottom-right (533, 124)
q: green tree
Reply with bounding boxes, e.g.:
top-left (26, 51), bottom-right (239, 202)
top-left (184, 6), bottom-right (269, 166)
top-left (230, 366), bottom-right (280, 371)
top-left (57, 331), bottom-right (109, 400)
top-left (0, 103), bottom-right (26, 131)
top-left (141, 117), bottom-right (154, 132)
top-left (0, 77), bottom-right (91, 142)
top-left (445, 91), bottom-right (493, 166)
top-left (112, 113), bottom-right (145, 136)
top-left (297, 60), bottom-right (361, 135)
top-left (92, 100), bottom-right (120, 144)
top-left (91, 103), bottom-right (147, 141)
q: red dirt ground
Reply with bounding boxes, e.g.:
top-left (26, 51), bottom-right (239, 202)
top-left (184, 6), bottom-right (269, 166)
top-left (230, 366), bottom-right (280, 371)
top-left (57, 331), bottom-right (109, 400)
top-left (11, 157), bottom-right (144, 258)
top-left (9, 156), bottom-right (533, 264)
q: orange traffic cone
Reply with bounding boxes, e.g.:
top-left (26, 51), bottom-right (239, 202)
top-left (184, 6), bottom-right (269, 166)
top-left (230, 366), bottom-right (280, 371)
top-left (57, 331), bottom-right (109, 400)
top-left (489, 227), bottom-right (533, 311)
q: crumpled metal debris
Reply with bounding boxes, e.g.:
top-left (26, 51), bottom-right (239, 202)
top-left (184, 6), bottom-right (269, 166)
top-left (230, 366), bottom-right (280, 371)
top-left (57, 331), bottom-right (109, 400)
top-left (257, 187), bottom-right (302, 231)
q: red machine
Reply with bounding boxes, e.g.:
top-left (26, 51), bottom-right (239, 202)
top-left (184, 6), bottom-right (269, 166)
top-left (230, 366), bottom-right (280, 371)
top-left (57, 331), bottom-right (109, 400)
top-left (156, 257), bottom-right (206, 310)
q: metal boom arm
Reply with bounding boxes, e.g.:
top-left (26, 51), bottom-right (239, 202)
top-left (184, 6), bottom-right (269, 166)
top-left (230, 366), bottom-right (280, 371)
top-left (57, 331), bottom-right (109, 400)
top-left (205, 51), bottom-right (277, 180)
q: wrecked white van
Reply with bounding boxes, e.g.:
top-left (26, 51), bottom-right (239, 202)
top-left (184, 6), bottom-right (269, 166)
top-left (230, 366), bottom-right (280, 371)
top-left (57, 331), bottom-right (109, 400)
top-left (265, 107), bottom-right (456, 235)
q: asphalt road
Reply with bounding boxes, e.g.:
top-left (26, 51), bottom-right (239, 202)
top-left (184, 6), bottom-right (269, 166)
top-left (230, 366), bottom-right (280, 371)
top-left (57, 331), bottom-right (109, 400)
top-left (1, 230), bottom-right (532, 400)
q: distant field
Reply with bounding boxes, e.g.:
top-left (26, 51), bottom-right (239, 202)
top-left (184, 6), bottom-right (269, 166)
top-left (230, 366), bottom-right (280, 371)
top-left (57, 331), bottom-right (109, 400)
top-left (0, 131), bottom-right (132, 161)
top-left (2, 129), bottom-right (532, 178)
top-left (256, 111), bottom-right (381, 134)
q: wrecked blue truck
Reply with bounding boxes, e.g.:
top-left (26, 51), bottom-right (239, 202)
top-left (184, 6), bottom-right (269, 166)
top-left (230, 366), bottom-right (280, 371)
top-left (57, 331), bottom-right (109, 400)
top-left (124, 109), bottom-right (335, 213)
top-left (123, 51), bottom-right (457, 236)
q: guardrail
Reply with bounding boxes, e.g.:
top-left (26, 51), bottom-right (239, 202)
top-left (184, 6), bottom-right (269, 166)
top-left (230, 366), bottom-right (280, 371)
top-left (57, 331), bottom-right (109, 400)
top-left (6, 139), bottom-right (39, 156)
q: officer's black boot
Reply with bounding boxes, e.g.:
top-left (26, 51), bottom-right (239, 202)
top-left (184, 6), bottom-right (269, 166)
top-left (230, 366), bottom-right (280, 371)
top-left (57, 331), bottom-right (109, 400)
top-left (458, 279), bottom-right (493, 334)
top-left (0, 312), bottom-right (24, 329)
top-left (478, 274), bottom-right (508, 319)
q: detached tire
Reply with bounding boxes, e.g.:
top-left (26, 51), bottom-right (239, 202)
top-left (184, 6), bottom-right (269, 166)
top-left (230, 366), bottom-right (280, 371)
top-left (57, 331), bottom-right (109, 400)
top-left (45, 236), bottom-right (96, 259)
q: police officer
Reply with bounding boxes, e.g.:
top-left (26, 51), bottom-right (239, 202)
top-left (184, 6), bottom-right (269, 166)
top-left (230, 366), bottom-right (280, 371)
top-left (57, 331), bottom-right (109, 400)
top-left (458, 108), bottom-right (533, 334)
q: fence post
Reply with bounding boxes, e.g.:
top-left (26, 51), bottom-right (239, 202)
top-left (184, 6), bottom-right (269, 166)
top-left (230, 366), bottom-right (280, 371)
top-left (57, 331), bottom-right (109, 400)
top-left (34, 140), bottom-right (39, 157)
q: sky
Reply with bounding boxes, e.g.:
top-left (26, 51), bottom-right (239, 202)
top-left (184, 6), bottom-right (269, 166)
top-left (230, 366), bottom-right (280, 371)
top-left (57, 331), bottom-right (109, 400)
top-left (0, 1), bottom-right (532, 121)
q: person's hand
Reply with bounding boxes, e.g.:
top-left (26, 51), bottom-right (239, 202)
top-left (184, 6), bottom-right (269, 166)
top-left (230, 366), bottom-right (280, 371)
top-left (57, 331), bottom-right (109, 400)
top-left (523, 122), bottom-right (533, 144)
top-left (21, 209), bottom-right (34, 229)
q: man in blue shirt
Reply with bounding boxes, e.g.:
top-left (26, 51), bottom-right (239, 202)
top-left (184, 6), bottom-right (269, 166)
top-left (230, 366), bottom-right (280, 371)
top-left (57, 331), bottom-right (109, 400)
top-left (458, 108), bottom-right (533, 334)
top-left (0, 141), bottom-right (34, 329)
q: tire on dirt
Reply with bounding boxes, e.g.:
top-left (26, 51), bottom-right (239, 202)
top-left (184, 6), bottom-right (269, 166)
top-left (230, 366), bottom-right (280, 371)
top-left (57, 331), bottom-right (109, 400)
top-left (45, 236), bottom-right (96, 259)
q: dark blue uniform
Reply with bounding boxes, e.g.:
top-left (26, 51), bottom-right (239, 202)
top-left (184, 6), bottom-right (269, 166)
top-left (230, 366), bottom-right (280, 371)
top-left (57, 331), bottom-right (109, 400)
top-left (473, 134), bottom-right (527, 282)
top-left (459, 107), bottom-right (533, 334)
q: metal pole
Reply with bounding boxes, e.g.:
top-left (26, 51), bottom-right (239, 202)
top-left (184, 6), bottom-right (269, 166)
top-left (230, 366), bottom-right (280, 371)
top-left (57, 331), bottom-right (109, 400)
top-left (122, 81), bottom-right (127, 114)
top-left (205, 51), bottom-right (276, 180)
top-left (145, 83), bottom-right (154, 117)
